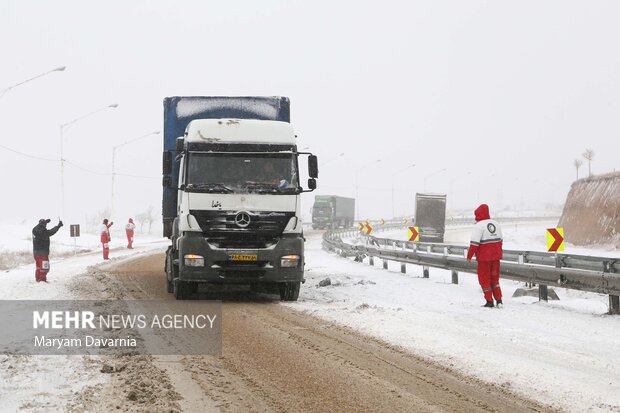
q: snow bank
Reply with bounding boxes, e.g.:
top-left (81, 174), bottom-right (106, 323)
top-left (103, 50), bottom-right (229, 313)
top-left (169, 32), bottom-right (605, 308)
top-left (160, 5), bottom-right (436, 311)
top-left (559, 172), bottom-right (620, 246)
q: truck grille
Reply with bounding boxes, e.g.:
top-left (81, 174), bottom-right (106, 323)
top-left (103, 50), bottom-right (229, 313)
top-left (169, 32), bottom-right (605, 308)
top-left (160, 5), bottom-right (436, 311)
top-left (190, 210), bottom-right (295, 248)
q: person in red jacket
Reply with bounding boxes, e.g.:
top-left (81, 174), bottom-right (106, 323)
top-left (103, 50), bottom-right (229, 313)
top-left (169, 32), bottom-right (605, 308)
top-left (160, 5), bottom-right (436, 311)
top-left (125, 218), bottom-right (135, 249)
top-left (467, 204), bottom-right (504, 308)
top-left (100, 219), bottom-right (113, 260)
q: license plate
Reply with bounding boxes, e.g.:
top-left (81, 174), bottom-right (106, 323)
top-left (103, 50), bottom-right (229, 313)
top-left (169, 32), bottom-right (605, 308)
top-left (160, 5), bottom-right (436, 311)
top-left (227, 254), bottom-right (258, 261)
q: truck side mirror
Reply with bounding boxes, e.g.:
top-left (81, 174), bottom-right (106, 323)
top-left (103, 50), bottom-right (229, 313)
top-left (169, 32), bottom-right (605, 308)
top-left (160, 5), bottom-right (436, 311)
top-left (307, 178), bottom-right (317, 190)
top-left (308, 155), bottom-right (318, 178)
top-left (163, 151), bottom-right (172, 175)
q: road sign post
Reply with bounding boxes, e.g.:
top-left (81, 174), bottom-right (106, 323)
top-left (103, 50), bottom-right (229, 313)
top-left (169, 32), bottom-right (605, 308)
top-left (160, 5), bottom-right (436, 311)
top-left (70, 224), bottom-right (80, 255)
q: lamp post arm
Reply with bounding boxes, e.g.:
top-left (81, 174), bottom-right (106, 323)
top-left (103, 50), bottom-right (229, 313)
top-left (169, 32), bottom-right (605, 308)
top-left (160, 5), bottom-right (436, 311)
top-left (116, 131), bottom-right (160, 149)
top-left (0, 66), bottom-right (66, 95)
top-left (61, 103), bottom-right (118, 130)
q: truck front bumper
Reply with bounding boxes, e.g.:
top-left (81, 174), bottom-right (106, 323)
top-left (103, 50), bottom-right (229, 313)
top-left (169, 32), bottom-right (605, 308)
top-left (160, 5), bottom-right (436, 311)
top-left (177, 232), bottom-right (304, 284)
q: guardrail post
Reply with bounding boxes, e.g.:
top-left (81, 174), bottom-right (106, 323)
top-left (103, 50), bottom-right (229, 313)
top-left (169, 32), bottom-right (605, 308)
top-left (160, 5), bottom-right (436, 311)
top-left (423, 266), bottom-right (430, 278)
top-left (603, 261), bottom-right (619, 315)
top-left (451, 270), bottom-right (458, 284)
top-left (539, 284), bottom-right (548, 302)
top-left (610, 295), bottom-right (620, 315)
top-left (401, 263), bottom-right (406, 274)
top-left (383, 259), bottom-right (388, 270)
top-left (539, 253), bottom-right (560, 302)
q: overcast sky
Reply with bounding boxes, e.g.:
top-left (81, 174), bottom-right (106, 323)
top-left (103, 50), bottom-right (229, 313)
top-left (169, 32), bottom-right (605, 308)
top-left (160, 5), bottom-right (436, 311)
top-left (1, 0), bottom-right (619, 226)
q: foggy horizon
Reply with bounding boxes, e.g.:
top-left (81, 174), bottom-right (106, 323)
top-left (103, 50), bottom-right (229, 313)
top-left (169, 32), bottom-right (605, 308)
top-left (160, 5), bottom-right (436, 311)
top-left (2, 1), bottom-right (619, 226)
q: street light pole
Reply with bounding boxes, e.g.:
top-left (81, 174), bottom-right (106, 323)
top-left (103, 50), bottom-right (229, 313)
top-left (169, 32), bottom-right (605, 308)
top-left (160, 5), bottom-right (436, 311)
top-left (0, 66), bottom-right (66, 96)
top-left (60, 103), bottom-right (119, 218)
top-left (391, 164), bottom-right (416, 219)
top-left (423, 168), bottom-right (447, 192)
top-left (111, 130), bottom-right (160, 218)
top-left (355, 159), bottom-right (381, 221)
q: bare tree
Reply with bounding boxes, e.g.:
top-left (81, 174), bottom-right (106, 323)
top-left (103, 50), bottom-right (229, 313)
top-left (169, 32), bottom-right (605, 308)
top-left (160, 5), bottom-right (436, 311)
top-left (85, 208), bottom-right (111, 232)
top-left (582, 149), bottom-right (595, 177)
top-left (134, 206), bottom-right (159, 233)
top-left (134, 212), bottom-right (149, 232)
top-left (573, 159), bottom-right (583, 180)
top-left (146, 205), bottom-right (158, 234)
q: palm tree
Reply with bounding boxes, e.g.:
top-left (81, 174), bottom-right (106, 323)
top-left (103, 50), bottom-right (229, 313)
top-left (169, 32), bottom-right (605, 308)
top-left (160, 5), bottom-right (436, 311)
top-left (582, 149), bottom-right (595, 177)
top-left (573, 159), bottom-right (583, 180)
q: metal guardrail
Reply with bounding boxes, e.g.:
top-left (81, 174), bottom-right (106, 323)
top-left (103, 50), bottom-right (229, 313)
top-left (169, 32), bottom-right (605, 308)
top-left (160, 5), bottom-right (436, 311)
top-left (322, 226), bottom-right (620, 315)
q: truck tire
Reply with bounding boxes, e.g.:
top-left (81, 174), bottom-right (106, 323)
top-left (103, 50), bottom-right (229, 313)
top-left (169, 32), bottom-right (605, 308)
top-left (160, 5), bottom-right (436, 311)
top-left (165, 247), bottom-right (178, 294)
top-left (279, 281), bottom-right (300, 301)
top-left (166, 263), bottom-right (174, 294)
top-left (165, 249), bottom-right (173, 293)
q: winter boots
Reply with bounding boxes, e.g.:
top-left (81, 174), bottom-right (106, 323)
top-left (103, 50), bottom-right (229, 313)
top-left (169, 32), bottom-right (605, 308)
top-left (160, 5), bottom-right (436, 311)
top-left (483, 300), bottom-right (494, 308)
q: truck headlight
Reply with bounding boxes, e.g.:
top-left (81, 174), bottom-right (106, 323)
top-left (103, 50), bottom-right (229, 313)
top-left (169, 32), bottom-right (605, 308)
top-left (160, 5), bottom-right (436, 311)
top-left (280, 254), bottom-right (300, 268)
top-left (184, 254), bottom-right (204, 267)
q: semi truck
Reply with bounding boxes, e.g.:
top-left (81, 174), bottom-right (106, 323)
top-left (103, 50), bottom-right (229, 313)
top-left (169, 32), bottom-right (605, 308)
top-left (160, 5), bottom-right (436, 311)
top-left (162, 96), bottom-right (318, 300)
top-left (311, 195), bottom-right (355, 229)
top-left (414, 193), bottom-right (447, 242)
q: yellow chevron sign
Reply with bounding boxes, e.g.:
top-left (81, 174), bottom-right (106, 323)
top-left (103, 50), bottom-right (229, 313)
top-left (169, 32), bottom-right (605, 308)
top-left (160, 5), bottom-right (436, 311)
top-left (546, 227), bottom-right (564, 252)
top-left (408, 226), bottom-right (419, 241)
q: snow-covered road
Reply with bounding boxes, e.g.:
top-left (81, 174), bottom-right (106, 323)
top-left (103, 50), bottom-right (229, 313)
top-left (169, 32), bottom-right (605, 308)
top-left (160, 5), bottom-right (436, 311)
top-left (1, 220), bottom-right (619, 412)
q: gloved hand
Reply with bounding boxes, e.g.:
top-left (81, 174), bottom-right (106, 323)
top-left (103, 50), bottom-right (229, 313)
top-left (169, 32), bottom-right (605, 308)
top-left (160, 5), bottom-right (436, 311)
top-left (110, 221), bottom-right (114, 226)
top-left (58, 220), bottom-right (64, 227)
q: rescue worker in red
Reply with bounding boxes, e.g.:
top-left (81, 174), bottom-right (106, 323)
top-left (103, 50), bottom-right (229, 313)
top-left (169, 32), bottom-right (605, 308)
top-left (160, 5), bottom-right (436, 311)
top-left (100, 219), bottom-right (113, 260)
top-left (466, 204), bottom-right (504, 308)
top-left (32, 218), bottom-right (63, 282)
top-left (125, 218), bottom-right (135, 249)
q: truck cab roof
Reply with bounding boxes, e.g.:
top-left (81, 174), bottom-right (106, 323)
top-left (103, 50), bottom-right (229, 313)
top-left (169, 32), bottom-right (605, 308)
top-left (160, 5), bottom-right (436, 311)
top-left (185, 119), bottom-right (296, 145)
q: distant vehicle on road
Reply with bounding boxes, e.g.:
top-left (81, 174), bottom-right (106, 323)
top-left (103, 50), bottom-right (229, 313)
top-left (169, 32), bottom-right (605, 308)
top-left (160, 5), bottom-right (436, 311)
top-left (312, 195), bottom-right (355, 230)
top-left (415, 193), bottom-right (447, 242)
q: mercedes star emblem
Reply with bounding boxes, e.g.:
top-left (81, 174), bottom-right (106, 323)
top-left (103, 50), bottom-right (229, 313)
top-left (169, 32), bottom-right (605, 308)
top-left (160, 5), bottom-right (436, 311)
top-left (234, 211), bottom-right (251, 228)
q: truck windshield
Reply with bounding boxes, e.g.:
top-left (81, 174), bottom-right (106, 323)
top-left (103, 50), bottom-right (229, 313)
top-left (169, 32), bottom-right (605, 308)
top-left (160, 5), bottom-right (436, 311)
top-left (186, 153), bottom-right (299, 194)
top-left (313, 205), bottom-right (332, 215)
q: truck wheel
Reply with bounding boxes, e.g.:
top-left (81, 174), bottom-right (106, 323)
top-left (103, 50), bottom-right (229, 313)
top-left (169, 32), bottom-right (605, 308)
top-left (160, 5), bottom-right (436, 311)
top-left (279, 281), bottom-right (300, 301)
top-left (165, 251), bottom-right (173, 293)
top-left (165, 247), bottom-right (178, 294)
